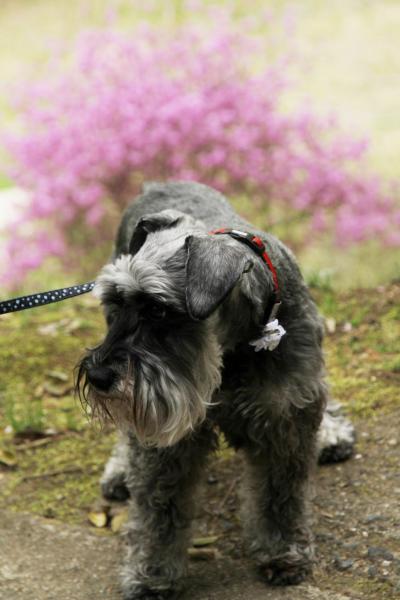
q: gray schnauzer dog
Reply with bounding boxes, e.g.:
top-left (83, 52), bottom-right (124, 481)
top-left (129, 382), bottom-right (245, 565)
top-left (76, 181), bottom-right (355, 599)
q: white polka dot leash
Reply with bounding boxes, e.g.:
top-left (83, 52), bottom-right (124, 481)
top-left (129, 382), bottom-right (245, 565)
top-left (0, 282), bottom-right (95, 315)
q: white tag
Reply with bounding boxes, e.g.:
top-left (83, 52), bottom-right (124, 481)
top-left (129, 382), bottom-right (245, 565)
top-left (249, 319), bottom-right (286, 352)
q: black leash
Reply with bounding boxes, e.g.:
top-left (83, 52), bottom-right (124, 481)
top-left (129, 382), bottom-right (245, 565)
top-left (0, 282), bottom-right (95, 315)
top-left (1, 230), bottom-right (280, 320)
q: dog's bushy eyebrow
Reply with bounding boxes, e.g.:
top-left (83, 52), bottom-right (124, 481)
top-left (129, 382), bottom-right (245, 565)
top-left (103, 288), bottom-right (173, 315)
top-left (100, 286), bottom-right (125, 306)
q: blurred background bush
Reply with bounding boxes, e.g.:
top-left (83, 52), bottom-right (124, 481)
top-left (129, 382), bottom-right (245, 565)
top-left (0, 0), bottom-right (399, 291)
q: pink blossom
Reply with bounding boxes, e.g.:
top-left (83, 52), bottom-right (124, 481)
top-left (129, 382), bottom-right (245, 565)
top-left (1, 25), bottom-right (399, 288)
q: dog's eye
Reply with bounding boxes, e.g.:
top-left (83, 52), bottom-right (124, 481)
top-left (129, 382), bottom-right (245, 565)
top-left (146, 302), bottom-right (167, 321)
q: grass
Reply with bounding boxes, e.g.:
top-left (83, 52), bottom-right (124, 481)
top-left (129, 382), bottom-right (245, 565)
top-left (4, 391), bottom-right (45, 435)
top-left (0, 294), bottom-right (103, 436)
top-left (314, 284), bottom-right (400, 417)
top-left (1, 429), bottom-right (116, 524)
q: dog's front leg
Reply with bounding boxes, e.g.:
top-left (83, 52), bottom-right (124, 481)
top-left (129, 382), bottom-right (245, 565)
top-left (121, 428), bottom-right (214, 600)
top-left (241, 402), bottom-right (322, 586)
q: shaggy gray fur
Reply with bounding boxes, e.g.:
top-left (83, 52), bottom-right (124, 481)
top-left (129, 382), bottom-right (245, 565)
top-left (76, 181), bottom-right (355, 600)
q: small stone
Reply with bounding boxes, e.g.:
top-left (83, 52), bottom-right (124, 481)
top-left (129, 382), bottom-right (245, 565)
top-left (364, 514), bottom-right (386, 524)
top-left (342, 542), bottom-right (359, 551)
top-left (382, 560), bottom-right (392, 568)
top-left (316, 532), bottom-right (335, 542)
top-left (367, 546), bottom-right (394, 561)
top-left (221, 519), bottom-right (234, 532)
top-left (207, 474), bottom-right (218, 484)
top-left (368, 565), bottom-right (379, 578)
top-left (334, 557), bottom-right (354, 571)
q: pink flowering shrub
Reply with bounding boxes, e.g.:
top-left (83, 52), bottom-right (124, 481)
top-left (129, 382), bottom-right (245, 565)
top-left (2, 26), bottom-right (400, 287)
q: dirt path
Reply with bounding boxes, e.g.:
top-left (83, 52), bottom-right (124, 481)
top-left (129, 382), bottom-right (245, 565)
top-left (0, 512), bottom-right (351, 600)
top-left (1, 410), bottom-right (399, 600)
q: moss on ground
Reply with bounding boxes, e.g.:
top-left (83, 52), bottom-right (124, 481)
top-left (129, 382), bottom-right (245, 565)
top-left (1, 429), bottom-right (116, 524)
top-left (0, 295), bottom-right (104, 433)
top-left (0, 295), bottom-right (113, 523)
top-left (312, 283), bottom-right (400, 417)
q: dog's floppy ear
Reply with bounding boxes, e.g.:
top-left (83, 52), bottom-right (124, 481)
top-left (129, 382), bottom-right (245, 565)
top-left (185, 235), bottom-right (252, 320)
top-left (129, 210), bottom-right (182, 255)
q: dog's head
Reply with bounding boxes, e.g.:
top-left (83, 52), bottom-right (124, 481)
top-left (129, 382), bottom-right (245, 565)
top-left (76, 209), bottom-right (270, 447)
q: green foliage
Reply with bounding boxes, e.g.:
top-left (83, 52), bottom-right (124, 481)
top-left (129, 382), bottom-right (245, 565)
top-left (305, 269), bottom-right (334, 292)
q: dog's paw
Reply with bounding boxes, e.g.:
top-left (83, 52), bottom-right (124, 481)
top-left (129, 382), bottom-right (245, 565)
top-left (317, 408), bottom-right (355, 464)
top-left (100, 473), bottom-right (130, 501)
top-left (318, 440), bottom-right (354, 464)
top-left (260, 560), bottom-right (311, 586)
top-left (123, 586), bottom-right (178, 600)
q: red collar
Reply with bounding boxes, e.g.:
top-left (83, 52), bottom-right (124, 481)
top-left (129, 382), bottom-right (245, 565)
top-left (211, 228), bottom-right (281, 321)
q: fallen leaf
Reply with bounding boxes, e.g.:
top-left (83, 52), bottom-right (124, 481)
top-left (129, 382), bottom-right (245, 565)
top-left (65, 319), bottom-right (84, 333)
top-left (43, 382), bottom-right (73, 397)
top-left (0, 449), bottom-right (17, 470)
top-left (192, 536), bottom-right (219, 547)
top-left (37, 323), bottom-right (60, 337)
top-left (15, 437), bottom-right (58, 450)
top-left (88, 511), bottom-right (108, 528)
top-left (34, 384), bottom-right (44, 398)
top-left (111, 509), bottom-right (129, 533)
top-left (46, 370), bottom-right (69, 382)
top-left (320, 511), bottom-right (334, 519)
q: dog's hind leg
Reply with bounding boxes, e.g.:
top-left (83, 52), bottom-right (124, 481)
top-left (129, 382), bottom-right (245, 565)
top-left (120, 426), bottom-right (216, 600)
top-left (101, 433), bottom-right (131, 501)
top-left (317, 400), bottom-right (355, 464)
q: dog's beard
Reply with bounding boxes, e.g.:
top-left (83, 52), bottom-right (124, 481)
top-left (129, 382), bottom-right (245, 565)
top-left (77, 330), bottom-right (222, 447)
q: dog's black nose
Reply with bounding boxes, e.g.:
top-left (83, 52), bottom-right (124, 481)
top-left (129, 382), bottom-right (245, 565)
top-left (86, 366), bottom-right (115, 392)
